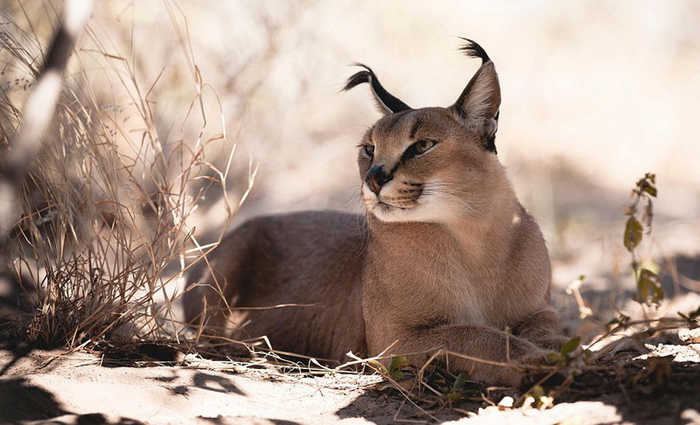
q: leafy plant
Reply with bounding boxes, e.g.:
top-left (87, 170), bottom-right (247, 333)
top-left (388, 356), bottom-right (410, 380)
top-left (546, 336), bottom-right (581, 366)
top-left (623, 173), bottom-right (663, 305)
top-left (444, 372), bottom-right (469, 404)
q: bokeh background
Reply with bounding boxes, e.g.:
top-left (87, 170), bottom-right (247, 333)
top-left (3, 0), bottom-right (699, 336)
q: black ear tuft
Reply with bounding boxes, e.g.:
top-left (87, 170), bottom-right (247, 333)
top-left (458, 38), bottom-right (491, 65)
top-left (451, 38), bottom-right (500, 154)
top-left (343, 67), bottom-right (372, 91)
top-left (343, 63), bottom-right (411, 115)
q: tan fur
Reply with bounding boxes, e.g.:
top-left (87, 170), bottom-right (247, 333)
top-left (184, 42), bottom-right (562, 386)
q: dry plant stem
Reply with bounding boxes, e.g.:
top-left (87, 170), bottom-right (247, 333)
top-left (195, 333), bottom-right (340, 364)
top-left (417, 349), bottom-right (446, 395)
top-left (586, 317), bottom-right (689, 351)
top-left (336, 339), bottom-right (400, 371)
top-left (377, 366), bottom-right (438, 422)
top-left (445, 349), bottom-right (535, 370)
top-left (0, 0), bottom-right (246, 349)
top-left (0, 0), bottom-right (92, 240)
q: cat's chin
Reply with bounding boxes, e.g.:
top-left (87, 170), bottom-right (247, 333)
top-left (362, 185), bottom-right (448, 223)
top-left (366, 201), bottom-right (437, 223)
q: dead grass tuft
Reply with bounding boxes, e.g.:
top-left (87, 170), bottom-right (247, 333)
top-left (0, 1), bottom-right (242, 352)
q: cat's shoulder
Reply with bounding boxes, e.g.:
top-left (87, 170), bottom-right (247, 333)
top-left (232, 210), bottom-right (367, 243)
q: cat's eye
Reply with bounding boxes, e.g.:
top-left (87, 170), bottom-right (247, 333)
top-left (414, 140), bottom-right (437, 154)
top-left (403, 139), bottom-right (438, 161)
top-left (362, 144), bottom-right (375, 157)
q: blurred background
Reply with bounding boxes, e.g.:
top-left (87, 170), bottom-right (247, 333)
top-left (2, 0), bottom-right (699, 338)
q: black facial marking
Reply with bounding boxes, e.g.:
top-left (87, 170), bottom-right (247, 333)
top-left (409, 119), bottom-right (423, 139)
top-left (400, 139), bottom-right (438, 163)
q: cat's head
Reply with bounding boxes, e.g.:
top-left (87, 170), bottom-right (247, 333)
top-left (345, 39), bottom-right (510, 224)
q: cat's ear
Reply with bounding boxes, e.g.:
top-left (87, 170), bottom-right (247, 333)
top-left (449, 39), bottom-right (500, 153)
top-left (343, 63), bottom-right (411, 115)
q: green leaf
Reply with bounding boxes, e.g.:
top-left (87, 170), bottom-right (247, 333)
top-left (451, 372), bottom-right (468, 393)
top-left (636, 268), bottom-right (663, 304)
top-left (527, 384), bottom-right (545, 400)
top-left (642, 185), bottom-right (657, 197)
top-left (560, 336), bottom-right (581, 358)
top-left (546, 353), bottom-right (561, 364)
top-left (389, 356), bottom-right (408, 380)
top-left (623, 216), bottom-right (643, 252)
top-left (635, 173), bottom-right (657, 197)
top-left (652, 283), bottom-right (664, 304)
top-left (639, 260), bottom-right (659, 275)
top-left (446, 391), bottom-right (462, 403)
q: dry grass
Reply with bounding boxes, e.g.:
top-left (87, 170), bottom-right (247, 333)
top-left (0, 1), bottom-right (244, 351)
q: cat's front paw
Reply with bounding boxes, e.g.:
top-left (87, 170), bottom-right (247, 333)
top-left (517, 348), bottom-right (558, 368)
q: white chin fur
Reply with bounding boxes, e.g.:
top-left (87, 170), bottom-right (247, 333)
top-left (362, 184), bottom-right (447, 223)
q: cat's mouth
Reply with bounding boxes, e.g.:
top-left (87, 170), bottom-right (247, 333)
top-left (377, 200), bottom-right (409, 211)
top-left (362, 182), bottom-right (426, 220)
top-left (368, 193), bottom-right (422, 213)
top-left (365, 194), bottom-right (426, 223)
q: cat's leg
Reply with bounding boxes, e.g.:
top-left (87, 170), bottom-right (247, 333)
top-left (514, 308), bottom-right (569, 350)
top-left (387, 325), bottom-right (553, 386)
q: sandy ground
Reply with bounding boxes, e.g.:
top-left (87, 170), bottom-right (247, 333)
top-left (2, 343), bottom-right (700, 425)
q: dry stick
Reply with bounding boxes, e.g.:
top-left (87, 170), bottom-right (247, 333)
top-left (335, 339), bottom-right (400, 371)
top-left (378, 365), bottom-right (438, 422)
top-left (586, 317), bottom-right (689, 352)
top-left (416, 349), bottom-right (445, 397)
top-left (0, 0), bottom-right (93, 241)
top-left (445, 350), bottom-right (538, 371)
top-left (196, 333), bottom-right (340, 364)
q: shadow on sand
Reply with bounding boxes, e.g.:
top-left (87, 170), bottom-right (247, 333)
top-left (0, 377), bottom-right (145, 424)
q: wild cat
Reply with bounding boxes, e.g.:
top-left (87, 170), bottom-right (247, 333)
top-left (184, 39), bottom-right (563, 386)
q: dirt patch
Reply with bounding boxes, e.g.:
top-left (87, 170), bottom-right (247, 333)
top-left (2, 347), bottom-right (699, 425)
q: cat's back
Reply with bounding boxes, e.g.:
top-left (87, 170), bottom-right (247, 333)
top-left (203, 209), bottom-right (368, 303)
top-left (234, 209), bottom-right (368, 262)
top-left (220, 210), bottom-right (369, 358)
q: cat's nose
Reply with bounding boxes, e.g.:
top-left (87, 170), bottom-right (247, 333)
top-left (365, 165), bottom-right (392, 195)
